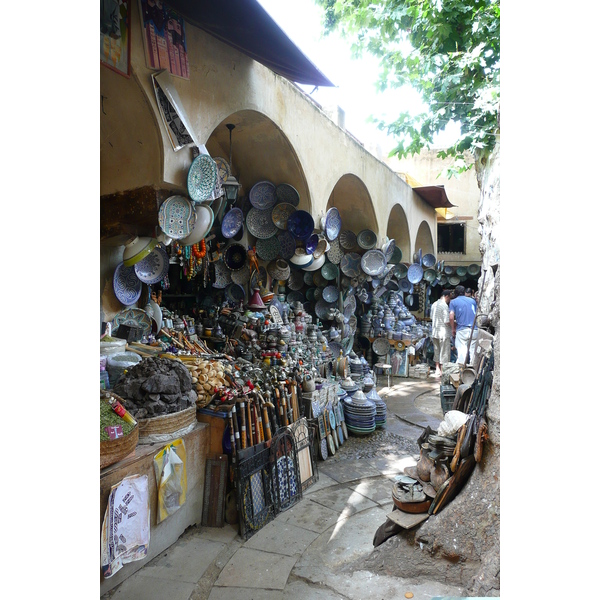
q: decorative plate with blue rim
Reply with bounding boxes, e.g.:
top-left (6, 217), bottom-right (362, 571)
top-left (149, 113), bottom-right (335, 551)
top-left (383, 238), bottom-right (396, 262)
top-left (407, 263), bottom-right (424, 284)
top-left (288, 269), bottom-right (305, 291)
top-left (158, 195), bottom-right (197, 240)
top-left (271, 202), bottom-right (296, 230)
top-left (113, 262), bottom-right (142, 306)
top-left (340, 252), bottom-right (361, 278)
top-left (111, 307), bottom-right (152, 337)
top-left (326, 237), bottom-right (344, 264)
top-left (249, 181), bottom-right (277, 210)
top-left (223, 243), bottom-right (247, 271)
top-left (361, 249), bottom-right (387, 277)
top-left (357, 229), bottom-right (377, 250)
top-left (246, 207), bottom-right (278, 239)
top-left (422, 253), bottom-right (436, 268)
top-left (339, 229), bottom-right (357, 250)
top-left (325, 207), bottom-right (342, 241)
top-left (187, 154), bottom-right (218, 202)
top-left (275, 183), bottom-right (300, 207)
top-left (322, 285), bottom-right (339, 302)
top-left (305, 233), bottom-right (319, 255)
top-left (213, 157), bottom-right (231, 185)
top-left (255, 235), bottom-right (281, 261)
top-left (278, 230), bottom-right (297, 260)
top-left (321, 262), bottom-right (339, 281)
top-left (134, 245), bottom-right (169, 285)
top-left (288, 210), bottom-right (314, 241)
top-left (221, 207), bottom-right (244, 239)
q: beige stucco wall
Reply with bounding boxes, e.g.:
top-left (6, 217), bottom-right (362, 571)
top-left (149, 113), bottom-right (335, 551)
top-left (100, 0), bottom-right (436, 256)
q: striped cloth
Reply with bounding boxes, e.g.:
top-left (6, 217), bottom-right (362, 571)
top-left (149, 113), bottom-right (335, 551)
top-left (431, 298), bottom-right (451, 340)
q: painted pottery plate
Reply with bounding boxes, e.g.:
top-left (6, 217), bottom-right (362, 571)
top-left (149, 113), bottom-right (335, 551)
top-left (467, 263), bottom-right (480, 276)
top-left (339, 230), bottom-right (357, 250)
top-left (255, 235), bottom-right (281, 261)
top-left (383, 238), bottom-right (396, 262)
top-left (423, 268), bottom-right (437, 283)
top-left (305, 233), bottom-right (319, 255)
top-left (407, 263), bottom-right (424, 284)
top-left (325, 207), bottom-right (342, 241)
top-left (372, 337), bottom-right (391, 356)
top-left (181, 204), bottom-right (214, 245)
top-left (158, 195), bottom-right (197, 240)
top-left (302, 253), bottom-right (325, 271)
top-left (224, 243), bottom-right (247, 271)
top-left (357, 229), bottom-right (377, 250)
top-left (394, 263), bottom-right (408, 279)
top-left (338, 425), bottom-right (345, 445)
top-left (278, 230), bottom-right (297, 260)
top-left (272, 202), bottom-right (297, 230)
top-left (213, 157), bottom-right (231, 184)
top-left (340, 252), bottom-right (362, 278)
top-left (326, 237), bottom-right (344, 264)
top-left (187, 154), bottom-right (218, 202)
top-left (287, 291), bottom-right (304, 304)
top-left (112, 307), bottom-right (152, 337)
top-left (249, 181), bottom-right (277, 210)
top-left (288, 210), bottom-right (315, 240)
top-left (456, 266), bottom-right (468, 277)
top-left (319, 437), bottom-right (328, 460)
top-left (225, 283), bottom-right (245, 303)
top-left (315, 299), bottom-right (335, 320)
top-left (389, 246), bottom-right (403, 264)
top-left (321, 262), bottom-right (339, 281)
top-left (322, 285), bottom-right (339, 302)
top-left (221, 207), bottom-right (244, 239)
top-left (134, 245), bottom-right (169, 285)
top-left (246, 207), bottom-right (278, 239)
top-left (113, 262), bottom-right (142, 306)
top-left (231, 264), bottom-right (251, 285)
top-left (213, 259), bottom-right (232, 288)
top-left (449, 275), bottom-right (461, 286)
top-left (275, 183), bottom-right (300, 207)
top-left (422, 253), bottom-right (436, 268)
top-left (288, 269), bottom-right (305, 291)
top-left (361, 249), bottom-right (387, 277)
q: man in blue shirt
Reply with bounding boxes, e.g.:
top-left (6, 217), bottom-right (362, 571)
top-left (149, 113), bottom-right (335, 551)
top-left (449, 285), bottom-right (478, 366)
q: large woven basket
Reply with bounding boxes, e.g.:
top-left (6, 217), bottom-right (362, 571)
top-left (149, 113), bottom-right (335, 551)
top-left (137, 406), bottom-right (196, 437)
top-left (100, 425), bottom-right (139, 470)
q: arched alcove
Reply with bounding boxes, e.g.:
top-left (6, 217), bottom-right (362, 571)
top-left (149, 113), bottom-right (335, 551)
top-left (415, 220), bottom-right (435, 256)
top-left (325, 174), bottom-right (378, 237)
top-left (386, 204), bottom-right (411, 263)
top-left (205, 110), bottom-right (311, 213)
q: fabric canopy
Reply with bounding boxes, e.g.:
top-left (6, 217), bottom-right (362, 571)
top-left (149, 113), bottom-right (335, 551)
top-left (412, 185), bottom-right (456, 209)
top-left (167, 0), bottom-right (335, 87)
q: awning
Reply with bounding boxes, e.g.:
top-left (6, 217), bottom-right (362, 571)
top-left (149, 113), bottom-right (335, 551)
top-left (412, 185), bottom-right (456, 209)
top-left (167, 0), bottom-right (335, 87)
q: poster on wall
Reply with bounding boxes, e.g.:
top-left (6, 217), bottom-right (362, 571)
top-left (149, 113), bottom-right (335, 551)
top-left (139, 0), bottom-right (190, 79)
top-left (100, 0), bottom-right (131, 78)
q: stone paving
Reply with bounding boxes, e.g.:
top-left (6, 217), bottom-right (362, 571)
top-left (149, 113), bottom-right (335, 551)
top-left (101, 376), bottom-right (465, 600)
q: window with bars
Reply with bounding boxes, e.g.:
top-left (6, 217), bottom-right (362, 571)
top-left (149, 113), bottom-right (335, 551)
top-left (437, 223), bottom-right (465, 253)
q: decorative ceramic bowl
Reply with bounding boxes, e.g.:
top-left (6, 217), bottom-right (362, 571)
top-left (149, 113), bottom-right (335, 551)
top-left (422, 253), bottom-right (436, 268)
top-left (407, 263), bottom-right (424, 284)
top-left (389, 247), bottom-right (403, 264)
top-left (223, 243), bottom-right (247, 271)
top-left (180, 204), bottom-right (214, 245)
top-left (271, 202), bottom-right (297, 230)
top-left (275, 183), bottom-right (300, 207)
top-left (302, 253), bottom-right (326, 272)
top-left (277, 230), bottom-right (297, 260)
top-left (288, 210), bottom-right (315, 241)
top-left (221, 207), bottom-right (244, 239)
top-left (246, 207), bottom-right (278, 239)
top-left (113, 262), bottom-right (142, 306)
top-left (423, 268), bottom-right (437, 283)
top-left (256, 235), bottom-right (281, 261)
top-left (249, 181), bottom-right (277, 210)
top-left (467, 263), bottom-right (481, 276)
top-left (267, 259), bottom-right (291, 281)
top-left (324, 207), bottom-right (342, 241)
top-left (134, 245), bottom-right (169, 285)
top-left (122, 236), bottom-right (157, 267)
top-left (290, 249), bottom-right (314, 268)
top-left (321, 262), bottom-right (339, 281)
top-left (158, 195), bottom-right (197, 240)
top-left (357, 229), bottom-right (377, 250)
top-left (339, 230), bottom-right (357, 251)
top-left (323, 285), bottom-right (339, 302)
top-left (305, 233), bottom-right (319, 255)
top-left (187, 154), bottom-right (218, 202)
top-left (361, 249), bottom-right (387, 277)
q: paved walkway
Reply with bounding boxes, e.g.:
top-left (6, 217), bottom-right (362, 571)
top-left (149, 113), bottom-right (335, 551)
top-left (102, 376), bottom-right (464, 600)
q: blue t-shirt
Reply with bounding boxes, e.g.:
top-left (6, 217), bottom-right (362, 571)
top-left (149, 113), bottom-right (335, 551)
top-left (449, 296), bottom-right (477, 331)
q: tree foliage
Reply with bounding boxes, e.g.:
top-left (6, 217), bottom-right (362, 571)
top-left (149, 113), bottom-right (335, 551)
top-left (315, 0), bottom-right (500, 174)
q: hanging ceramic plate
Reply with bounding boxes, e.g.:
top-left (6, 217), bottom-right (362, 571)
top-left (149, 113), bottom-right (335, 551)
top-left (134, 245), bottom-right (169, 285)
top-left (326, 237), bottom-right (344, 264)
top-left (319, 437), bottom-right (328, 460)
top-left (277, 455), bottom-right (298, 504)
top-left (357, 229), bottom-right (377, 250)
top-left (324, 207), bottom-right (342, 241)
top-left (456, 266), bottom-right (468, 277)
top-left (329, 408), bottom-right (337, 431)
top-left (422, 253), bottom-right (436, 268)
top-left (303, 253), bottom-right (326, 271)
top-left (382, 238), bottom-right (396, 262)
top-left (399, 279), bottom-right (412, 293)
top-left (213, 157), bottom-right (231, 184)
top-left (305, 287), bottom-right (316, 302)
top-left (221, 207), bottom-right (244, 239)
top-left (322, 285), bottom-right (339, 302)
top-left (339, 230), bottom-right (357, 251)
top-left (449, 275), bottom-right (461, 286)
top-left (287, 291), bottom-right (304, 304)
top-left (321, 262), bottom-right (339, 281)
top-left (246, 207), bottom-right (278, 239)
top-left (288, 269), bottom-right (305, 291)
top-left (439, 275), bottom-right (448, 285)
top-left (407, 263), bottom-right (424, 284)
top-left (223, 244), bottom-right (247, 271)
top-left (231, 264), bottom-right (251, 285)
top-left (423, 268), bottom-right (437, 283)
top-left (394, 263), bottom-right (408, 279)
top-left (340, 252), bottom-right (361, 278)
top-left (255, 235), bottom-right (281, 261)
top-left (467, 263), bottom-right (481, 276)
top-left (181, 204), bottom-right (214, 246)
top-left (337, 425), bottom-right (344, 445)
top-left (225, 283), bottom-right (245, 303)
top-left (187, 154), bottom-right (218, 202)
top-left (389, 246), bottom-right (403, 264)
top-left (288, 210), bottom-right (315, 241)
top-left (361, 249), bottom-right (387, 277)
top-left (290, 250), bottom-right (313, 268)
top-left (315, 299), bottom-right (335, 320)
top-left (313, 238), bottom-right (328, 259)
top-left (372, 337), bottom-right (391, 356)
top-left (158, 195), bottom-right (197, 240)
top-left (213, 259), bottom-right (232, 288)
top-left (249, 181), bottom-right (277, 210)
top-left (305, 233), bottom-right (319, 255)
top-left (277, 230), bottom-right (296, 260)
top-left (113, 262), bottom-right (142, 306)
top-left (271, 203), bottom-right (296, 230)
top-left (275, 183), bottom-right (300, 207)
top-left (112, 307), bottom-right (152, 337)
top-left (329, 341), bottom-right (342, 357)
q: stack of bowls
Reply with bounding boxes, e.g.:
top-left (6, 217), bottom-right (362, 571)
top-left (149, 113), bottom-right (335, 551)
top-left (343, 389), bottom-right (376, 435)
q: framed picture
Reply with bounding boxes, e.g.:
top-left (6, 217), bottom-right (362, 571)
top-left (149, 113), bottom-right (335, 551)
top-left (391, 349), bottom-right (409, 378)
top-left (139, 0), bottom-right (190, 79)
top-left (101, 0), bottom-right (131, 78)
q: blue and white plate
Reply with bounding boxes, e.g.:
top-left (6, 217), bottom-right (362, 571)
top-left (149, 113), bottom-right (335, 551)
top-left (111, 307), bottom-right (152, 337)
top-left (357, 229), bottom-right (377, 250)
top-left (277, 456), bottom-right (298, 505)
top-left (187, 154), bottom-right (218, 202)
top-left (322, 285), bottom-right (339, 302)
top-left (407, 263), bottom-right (424, 284)
top-left (361, 249), bottom-right (387, 277)
top-left (340, 252), bottom-right (362, 278)
top-left (246, 207), bottom-right (278, 239)
top-left (249, 181), bottom-right (277, 210)
top-left (213, 157), bottom-right (231, 185)
top-left (113, 262), bottom-right (142, 306)
top-left (288, 210), bottom-right (315, 241)
top-left (221, 207), bottom-right (244, 239)
top-left (158, 195), bottom-right (197, 240)
top-left (275, 183), bottom-right (300, 207)
top-left (134, 245), bottom-right (169, 285)
top-left (325, 207), bottom-right (342, 241)
top-left (255, 235), bottom-right (281, 261)
top-left (278, 230), bottom-right (297, 260)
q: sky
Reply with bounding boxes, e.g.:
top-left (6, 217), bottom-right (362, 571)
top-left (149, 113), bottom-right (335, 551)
top-left (256, 0), bottom-right (461, 157)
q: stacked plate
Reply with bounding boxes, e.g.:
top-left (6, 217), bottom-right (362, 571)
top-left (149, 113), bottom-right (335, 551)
top-left (343, 391), bottom-right (376, 436)
top-left (366, 387), bottom-right (387, 428)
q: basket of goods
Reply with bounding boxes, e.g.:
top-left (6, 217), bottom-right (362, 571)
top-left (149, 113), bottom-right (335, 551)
top-left (100, 391), bottom-right (139, 470)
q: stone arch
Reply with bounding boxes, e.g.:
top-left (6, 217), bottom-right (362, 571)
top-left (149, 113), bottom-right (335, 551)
top-left (325, 174), bottom-right (378, 238)
top-left (415, 220), bottom-right (435, 256)
top-left (386, 204), bottom-right (411, 263)
top-left (205, 109), bottom-right (311, 213)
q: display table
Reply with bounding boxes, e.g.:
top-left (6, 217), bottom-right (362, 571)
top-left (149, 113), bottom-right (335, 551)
top-left (100, 421), bottom-right (210, 594)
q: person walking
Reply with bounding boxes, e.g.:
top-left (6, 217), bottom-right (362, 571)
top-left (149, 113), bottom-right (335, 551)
top-left (430, 290), bottom-right (452, 377)
top-left (449, 285), bottom-right (478, 366)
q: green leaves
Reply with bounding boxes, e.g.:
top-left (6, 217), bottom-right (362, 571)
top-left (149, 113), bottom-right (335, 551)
top-left (315, 0), bottom-right (500, 165)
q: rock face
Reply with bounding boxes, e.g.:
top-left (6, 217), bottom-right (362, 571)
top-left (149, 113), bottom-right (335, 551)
top-left (113, 357), bottom-right (196, 418)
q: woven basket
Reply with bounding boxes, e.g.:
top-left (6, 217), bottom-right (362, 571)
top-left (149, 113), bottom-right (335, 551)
top-left (100, 425), bottom-right (139, 470)
top-left (138, 406), bottom-right (196, 437)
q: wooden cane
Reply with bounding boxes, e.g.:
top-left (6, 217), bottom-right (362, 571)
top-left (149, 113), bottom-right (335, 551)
top-left (258, 393), bottom-right (272, 441)
top-left (238, 399), bottom-right (247, 449)
top-left (231, 403), bottom-right (241, 451)
top-left (246, 398), bottom-right (254, 447)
